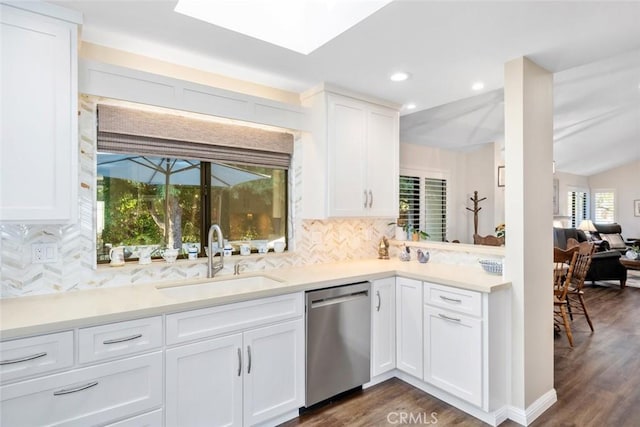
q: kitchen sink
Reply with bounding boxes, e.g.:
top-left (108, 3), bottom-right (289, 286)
top-left (156, 274), bottom-right (285, 300)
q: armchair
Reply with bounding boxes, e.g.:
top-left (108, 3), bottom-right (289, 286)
top-left (554, 227), bottom-right (627, 288)
top-left (592, 223), bottom-right (639, 253)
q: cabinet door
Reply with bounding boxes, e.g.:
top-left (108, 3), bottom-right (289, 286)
top-left (366, 106), bottom-right (399, 217)
top-left (327, 94), bottom-right (367, 217)
top-left (166, 334), bottom-right (243, 427)
top-left (243, 319), bottom-right (304, 426)
top-left (424, 306), bottom-right (482, 407)
top-left (0, 5), bottom-right (77, 223)
top-left (396, 277), bottom-right (423, 378)
top-left (372, 278), bottom-right (396, 377)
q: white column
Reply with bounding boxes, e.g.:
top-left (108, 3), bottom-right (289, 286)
top-left (504, 57), bottom-right (555, 422)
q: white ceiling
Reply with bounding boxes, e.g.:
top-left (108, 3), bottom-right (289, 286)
top-left (52, 0), bottom-right (640, 176)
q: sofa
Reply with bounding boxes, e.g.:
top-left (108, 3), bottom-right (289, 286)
top-left (554, 227), bottom-right (627, 288)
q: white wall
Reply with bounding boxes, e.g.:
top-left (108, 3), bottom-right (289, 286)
top-left (399, 142), bottom-right (503, 244)
top-left (463, 143), bottom-right (498, 241)
top-left (554, 171), bottom-right (589, 218)
top-left (588, 160), bottom-right (640, 238)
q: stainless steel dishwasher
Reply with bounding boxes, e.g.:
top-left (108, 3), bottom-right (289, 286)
top-left (305, 281), bottom-right (371, 407)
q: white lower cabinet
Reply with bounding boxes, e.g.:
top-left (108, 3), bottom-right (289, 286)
top-left (0, 352), bottom-right (162, 427)
top-left (423, 306), bottom-right (482, 406)
top-left (243, 320), bottom-right (305, 426)
top-left (396, 277), bottom-right (423, 378)
top-left (166, 334), bottom-right (243, 427)
top-left (105, 409), bottom-right (164, 427)
top-left (371, 277), bottom-right (396, 377)
top-left (165, 294), bottom-right (305, 427)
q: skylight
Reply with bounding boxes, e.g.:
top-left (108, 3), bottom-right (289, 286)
top-left (174, 0), bottom-right (393, 55)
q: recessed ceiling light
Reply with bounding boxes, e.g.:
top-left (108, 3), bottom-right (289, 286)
top-left (405, 103), bottom-right (416, 110)
top-left (472, 81), bottom-right (485, 91)
top-left (174, 0), bottom-right (393, 55)
top-left (390, 72), bottom-right (410, 82)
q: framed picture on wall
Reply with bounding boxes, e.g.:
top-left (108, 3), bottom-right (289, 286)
top-left (553, 179), bottom-right (560, 215)
top-left (635, 199), bottom-right (640, 217)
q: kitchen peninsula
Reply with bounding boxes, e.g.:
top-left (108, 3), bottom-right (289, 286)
top-left (1, 258), bottom-right (511, 427)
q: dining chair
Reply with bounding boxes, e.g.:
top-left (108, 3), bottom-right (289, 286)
top-left (566, 242), bottom-right (596, 331)
top-left (554, 250), bottom-right (578, 346)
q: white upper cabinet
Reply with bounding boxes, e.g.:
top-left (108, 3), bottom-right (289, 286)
top-left (301, 85), bottom-right (399, 219)
top-left (0, 3), bottom-right (80, 223)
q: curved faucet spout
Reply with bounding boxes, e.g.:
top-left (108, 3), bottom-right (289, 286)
top-left (207, 224), bottom-right (224, 278)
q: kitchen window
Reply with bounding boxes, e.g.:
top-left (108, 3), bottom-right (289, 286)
top-left (95, 104), bottom-right (292, 262)
top-left (398, 172), bottom-right (447, 241)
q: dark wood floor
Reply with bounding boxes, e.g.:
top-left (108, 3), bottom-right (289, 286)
top-left (281, 280), bottom-right (640, 426)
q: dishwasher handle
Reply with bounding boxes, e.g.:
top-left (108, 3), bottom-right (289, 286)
top-left (310, 290), bottom-right (368, 309)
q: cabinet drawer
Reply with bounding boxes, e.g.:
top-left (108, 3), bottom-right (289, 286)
top-left (0, 352), bottom-right (162, 427)
top-left (166, 292), bottom-right (303, 345)
top-left (424, 282), bottom-right (482, 317)
top-left (104, 409), bottom-right (163, 427)
top-left (0, 331), bottom-right (73, 384)
top-left (79, 316), bottom-right (162, 364)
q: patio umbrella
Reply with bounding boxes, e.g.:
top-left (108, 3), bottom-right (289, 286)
top-left (97, 154), bottom-right (270, 245)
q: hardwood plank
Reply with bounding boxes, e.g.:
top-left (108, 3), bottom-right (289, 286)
top-left (280, 277), bottom-right (640, 426)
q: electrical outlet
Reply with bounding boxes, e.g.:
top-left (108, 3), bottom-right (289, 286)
top-left (32, 243), bottom-right (58, 264)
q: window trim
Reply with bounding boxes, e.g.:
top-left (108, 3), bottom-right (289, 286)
top-left (592, 188), bottom-right (616, 224)
top-left (566, 186), bottom-right (589, 228)
top-left (399, 167), bottom-right (449, 242)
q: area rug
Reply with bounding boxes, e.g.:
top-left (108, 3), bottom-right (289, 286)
top-left (590, 269), bottom-right (640, 288)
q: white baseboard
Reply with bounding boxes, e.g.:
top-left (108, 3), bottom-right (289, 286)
top-left (507, 388), bottom-right (557, 426)
top-left (364, 370), bottom-right (396, 388)
top-left (396, 371), bottom-right (509, 427)
top-left (257, 409), bottom-right (300, 427)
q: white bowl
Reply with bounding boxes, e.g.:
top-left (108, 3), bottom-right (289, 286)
top-left (479, 259), bottom-right (503, 275)
top-left (162, 248), bottom-right (179, 263)
top-left (273, 241), bottom-right (286, 253)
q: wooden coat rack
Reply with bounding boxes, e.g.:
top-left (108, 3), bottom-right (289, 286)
top-left (466, 191), bottom-right (487, 237)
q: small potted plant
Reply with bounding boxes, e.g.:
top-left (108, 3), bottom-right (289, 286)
top-left (626, 245), bottom-right (639, 260)
top-left (411, 228), bottom-right (429, 241)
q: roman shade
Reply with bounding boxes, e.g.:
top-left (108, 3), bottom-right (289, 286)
top-left (97, 104), bottom-right (293, 168)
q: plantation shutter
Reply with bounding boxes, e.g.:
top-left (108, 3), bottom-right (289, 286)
top-left (97, 104), bottom-right (293, 168)
top-left (594, 191), bottom-right (615, 223)
top-left (399, 175), bottom-right (421, 230)
top-left (568, 191), bottom-right (588, 227)
top-left (424, 178), bottom-right (447, 241)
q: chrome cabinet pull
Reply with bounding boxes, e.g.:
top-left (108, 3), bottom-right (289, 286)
top-left (237, 348), bottom-right (242, 377)
top-left (363, 190), bottom-right (368, 208)
top-left (103, 333), bottom-right (142, 345)
top-left (247, 346), bottom-right (252, 374)
top-left (368, 190), bottom-right (373, 208)
top-left (0, 351), bottom-right (47, 365)
top-left (438, 313), bottom-right (461, 322)
top-left (376, 291), bottom-right (381, 312)
top-left (439, 295), bottom-right (462, 304)
top-left (53, 381), bottom-right (98, 396)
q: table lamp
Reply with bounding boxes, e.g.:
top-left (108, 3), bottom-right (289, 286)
top-left (578, 219), bottom-right (597, 239)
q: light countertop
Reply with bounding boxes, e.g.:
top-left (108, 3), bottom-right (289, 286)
top-left (0, 259), bottom-right (510, 340)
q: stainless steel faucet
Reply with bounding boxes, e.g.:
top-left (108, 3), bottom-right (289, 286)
top-left (207, 224), bottom-right (224, 278)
